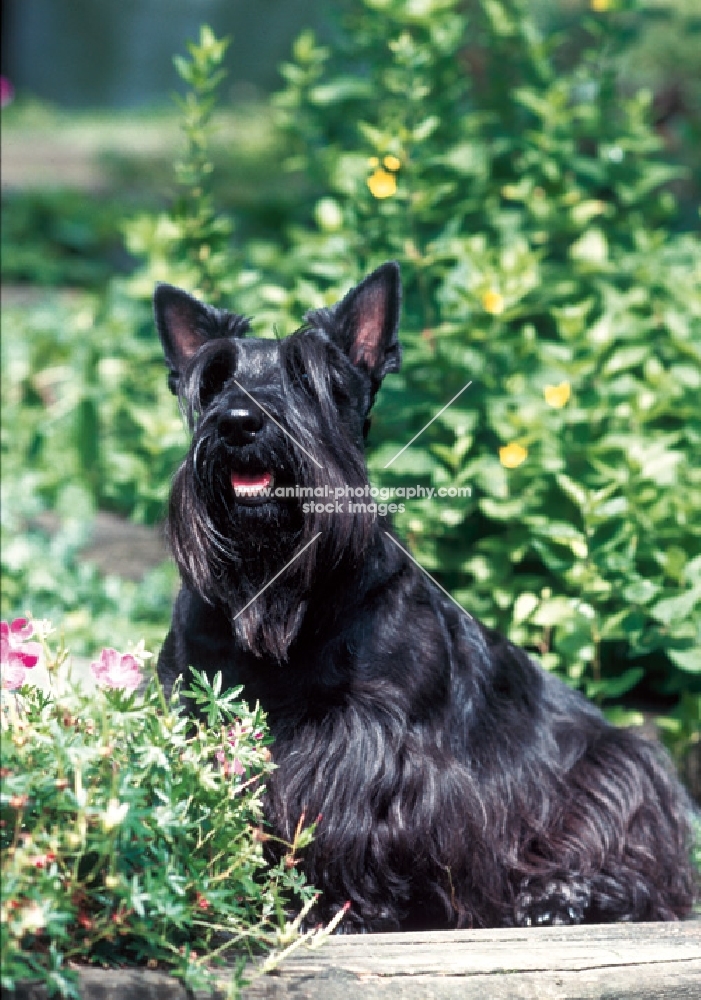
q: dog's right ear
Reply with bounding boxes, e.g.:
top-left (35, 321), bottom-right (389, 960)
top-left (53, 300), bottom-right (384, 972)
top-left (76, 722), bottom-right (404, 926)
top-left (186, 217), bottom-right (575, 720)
top-left (154, 284), bottom-right (248, 394)
top-left (154, 285), bottom-right (214, 391)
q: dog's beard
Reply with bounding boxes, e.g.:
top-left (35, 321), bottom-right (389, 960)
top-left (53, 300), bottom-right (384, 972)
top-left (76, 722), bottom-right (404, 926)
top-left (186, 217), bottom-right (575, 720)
top-left (167, 417), bottom-right (378, 661)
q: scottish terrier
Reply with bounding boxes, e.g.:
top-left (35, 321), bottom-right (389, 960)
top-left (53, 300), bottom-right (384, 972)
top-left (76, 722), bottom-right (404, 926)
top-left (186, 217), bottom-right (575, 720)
top-left (155, 263), bottom-right (696, 931)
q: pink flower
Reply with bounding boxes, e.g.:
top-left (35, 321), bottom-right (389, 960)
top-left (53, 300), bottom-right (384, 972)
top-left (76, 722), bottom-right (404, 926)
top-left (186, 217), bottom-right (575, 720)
top-left (0, 77), bottom-right (14, 109)
top-left (1, 619), bottom-right (43, 690)
top-left (215, 748), bottom-right (245, 779)
top-left (90, 648), bottom-right (143, 692)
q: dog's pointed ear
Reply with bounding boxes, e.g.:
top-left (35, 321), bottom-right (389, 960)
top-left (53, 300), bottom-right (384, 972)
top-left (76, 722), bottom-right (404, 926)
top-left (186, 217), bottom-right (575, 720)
top-left (326, 262), bottom-right (402, 380)
top-left (154, 284), bottom-right (248, 394)
top-left (154, 285), bottom-right (213, 378)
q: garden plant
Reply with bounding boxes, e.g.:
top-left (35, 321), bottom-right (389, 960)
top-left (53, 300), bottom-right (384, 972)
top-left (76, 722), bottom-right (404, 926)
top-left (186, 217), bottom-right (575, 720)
top-left (1, 617), bottom-right (324, 998)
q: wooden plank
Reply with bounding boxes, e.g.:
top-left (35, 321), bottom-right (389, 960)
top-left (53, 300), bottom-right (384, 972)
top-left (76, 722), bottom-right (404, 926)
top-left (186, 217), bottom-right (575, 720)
top-left (240, 921), bottom-right (701, 1000)
top-left (12, 920), bottom-right (701, 1000)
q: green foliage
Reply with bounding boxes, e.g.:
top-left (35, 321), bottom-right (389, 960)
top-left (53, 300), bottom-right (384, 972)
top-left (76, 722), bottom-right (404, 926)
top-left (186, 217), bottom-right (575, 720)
top-left (227, 1), bottom-right (700, 737)
top-left (2, 6), bottom-right (699, 766)
top-left (0, 29), bottom-right (243, 655)
top-left (1, 627), bottom-right (318, 998)
top-left (126, 25), bottom-right (237, 305)
top-left (0, 98), bottom-right (289, 294)
top-left (1, 292), bottom-right (184, 525)
top-left (1, 499), bottom-right (176, 659)
top-left (0, 192), bottom-right (133, 289)
top-left (0, 284), bottom-right (183, 655)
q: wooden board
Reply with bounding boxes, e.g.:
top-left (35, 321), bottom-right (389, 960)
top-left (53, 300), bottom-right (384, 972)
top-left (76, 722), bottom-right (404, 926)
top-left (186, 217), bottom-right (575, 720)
top-left (241, 921), bottom-right (701, 1000)
top-left (12, 920), bottom-right (701, 1000)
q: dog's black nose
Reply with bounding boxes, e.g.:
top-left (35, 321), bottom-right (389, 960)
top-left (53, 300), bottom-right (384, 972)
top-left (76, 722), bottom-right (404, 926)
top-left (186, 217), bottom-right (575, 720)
top-left (218, 406), bottom-right (265, 446)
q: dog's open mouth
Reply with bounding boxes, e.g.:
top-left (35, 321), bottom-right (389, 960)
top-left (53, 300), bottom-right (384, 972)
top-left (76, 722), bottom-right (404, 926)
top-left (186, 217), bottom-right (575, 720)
top-left (231, 470), bottom-right (275, 503)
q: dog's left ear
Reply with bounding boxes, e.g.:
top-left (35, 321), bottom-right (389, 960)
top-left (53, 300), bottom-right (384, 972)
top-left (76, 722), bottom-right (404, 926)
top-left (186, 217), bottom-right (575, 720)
top-left (322, 262), bottom-right (402, 381)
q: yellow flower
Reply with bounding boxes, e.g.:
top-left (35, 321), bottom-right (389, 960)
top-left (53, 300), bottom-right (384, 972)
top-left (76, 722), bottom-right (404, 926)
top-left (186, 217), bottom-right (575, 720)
top-left (543, 381), bottom-right (571, 408)
top-left (367, 156), bottom-right (379, 167)
top-left (383, 154), bottom-right (401, 171)
top-left (590, 0), bottom-right (610, 9)
top-left (481, 289), bottom-right (505, 315)
top-left (367, 168), bottom-right (397, 199)
top-left (499, 443), bottom-right (528, 468)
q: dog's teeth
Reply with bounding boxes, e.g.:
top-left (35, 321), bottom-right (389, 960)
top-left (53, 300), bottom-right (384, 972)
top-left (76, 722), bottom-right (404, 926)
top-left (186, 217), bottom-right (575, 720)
top-left (232, 473), bottom-right (274, 498)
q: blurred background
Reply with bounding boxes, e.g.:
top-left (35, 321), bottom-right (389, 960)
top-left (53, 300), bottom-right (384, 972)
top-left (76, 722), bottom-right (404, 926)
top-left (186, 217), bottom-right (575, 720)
top-left (2, 0), bottom-right (328, 105)
top-left (1, 0), bottom-right (699, 801)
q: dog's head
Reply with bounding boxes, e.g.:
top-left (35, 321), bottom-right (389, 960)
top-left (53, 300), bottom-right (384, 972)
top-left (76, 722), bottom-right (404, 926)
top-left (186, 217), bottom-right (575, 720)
top-left (154, 262), bottom-right (401, 508)
top-left (154, 263), bottom-right (402, 657)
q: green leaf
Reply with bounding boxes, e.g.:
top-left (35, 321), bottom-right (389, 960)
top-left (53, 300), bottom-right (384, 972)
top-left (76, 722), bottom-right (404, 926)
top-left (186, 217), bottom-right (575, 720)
top-left (603, 707), bottom-right (645, 728)
top-left (443, 142), bottom-right (488, 176)
top-left (513, 592), bottom-right (538, 623)
top-left (586, 668), bottom-right (644, 701)
top-left (622, 579), bottom-right (659, 605)
top-left (650, 585), bottom-right (701, 626)
top-left (556, 474), bottom-right (588, 512)
top-left (479, 497), bottom-right (526, 520)
top-left (413, 116), bottom-right (441, 142)
top-left (667, 648), bottom-right (701, 673)
top-left (602, 345), bottom-right (649, 375)
top-left (570, 229), bottom-right (609, 264)
top-left (532, 596), bottom-right (577, 627)
top-left (310, 78), bottom-right (373, 105)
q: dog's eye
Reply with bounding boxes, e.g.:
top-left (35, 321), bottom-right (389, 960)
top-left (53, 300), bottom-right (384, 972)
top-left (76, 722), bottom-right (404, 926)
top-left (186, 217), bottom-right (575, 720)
top-left (199, 355), bottom-right (235, 408)
top-left (330, 370), bottom-right (350, 406)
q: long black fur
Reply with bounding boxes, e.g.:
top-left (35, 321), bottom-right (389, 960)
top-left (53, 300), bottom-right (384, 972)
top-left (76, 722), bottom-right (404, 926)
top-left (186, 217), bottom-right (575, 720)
top-left (155, 263), bottom-right (697, 930)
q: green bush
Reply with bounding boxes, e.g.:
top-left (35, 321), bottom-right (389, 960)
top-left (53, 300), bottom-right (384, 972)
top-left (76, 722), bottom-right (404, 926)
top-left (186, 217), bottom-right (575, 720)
top-left (0, 287), bottom-right (182, 655)
top-left (0, 191), bottom-right (134, 289)
top-left (216, 0), bottom-right (699, 753)
top-left (2, 7), bottom-right (699, 761)
top-left (1, 619), bottom-right (319, 998)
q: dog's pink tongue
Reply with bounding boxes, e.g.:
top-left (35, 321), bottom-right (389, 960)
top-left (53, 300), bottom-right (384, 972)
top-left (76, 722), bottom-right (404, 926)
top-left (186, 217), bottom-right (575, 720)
top-left (231, 472), bottom-right (272, 491)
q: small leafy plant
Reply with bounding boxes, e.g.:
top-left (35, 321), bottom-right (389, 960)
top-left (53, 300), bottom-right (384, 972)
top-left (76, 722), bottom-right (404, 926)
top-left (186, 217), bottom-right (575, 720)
top-left (1, 617), bottom-right (322, 998)
top-left (125, 24), bottom-right (238, 305)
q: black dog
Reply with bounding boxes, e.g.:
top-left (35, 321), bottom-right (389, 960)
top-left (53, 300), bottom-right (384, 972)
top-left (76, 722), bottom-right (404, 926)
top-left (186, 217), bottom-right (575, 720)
top-left (155, 263), bottom-right (696, 930)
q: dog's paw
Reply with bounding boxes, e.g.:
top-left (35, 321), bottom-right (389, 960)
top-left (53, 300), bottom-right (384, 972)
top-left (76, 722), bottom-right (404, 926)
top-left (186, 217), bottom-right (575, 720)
top-left (514, 876), bottom-right (591, 927)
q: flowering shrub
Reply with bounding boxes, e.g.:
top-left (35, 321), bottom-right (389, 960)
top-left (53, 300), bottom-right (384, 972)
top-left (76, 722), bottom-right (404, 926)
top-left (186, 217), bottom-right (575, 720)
top-left (0, 619), bottom-right (320, 998)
